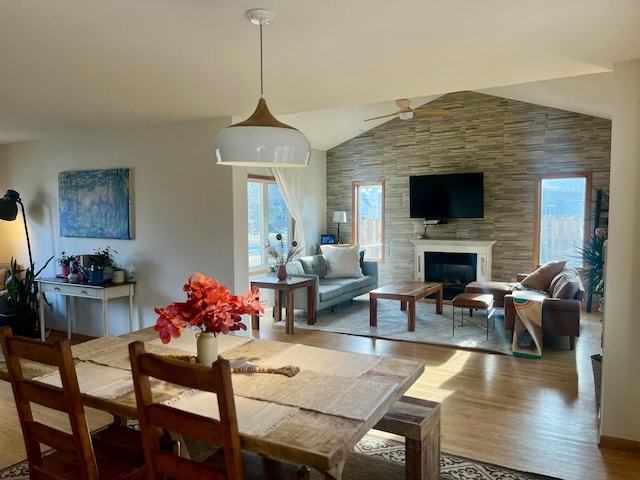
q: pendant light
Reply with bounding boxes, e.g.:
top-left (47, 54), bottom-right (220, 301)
top-left (215, 9), bottom-right (310, 167)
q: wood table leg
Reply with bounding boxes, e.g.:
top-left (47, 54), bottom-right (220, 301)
top-left (400, 300), bottom-right (407, 311)
top-left (435, 286), bottom-right (443, 314)
top-left (285, 290), bottom-right (294, 334)
top-left (369, 295), bottom-right (378, 327)
top-left (408, 300), bottom-right (416, 331)
top-left (273, 291), bottom-right (282, 323)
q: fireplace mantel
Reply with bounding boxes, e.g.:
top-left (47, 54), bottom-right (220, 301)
top-left (411, 239), bottom-right (497, 283)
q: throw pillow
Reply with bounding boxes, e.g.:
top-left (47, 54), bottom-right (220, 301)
top-left (321, 244), bottom-right (364, 278)
top-left (0, 268), bottom-right (6, 290)
top-left (550, 268), bottom-right (581, 299)
top-left (521, 260), bottom-right (567, 291)
top-left (285, 262), bottom-right (305, 275)
top-left (299, 255), bottom-right (327, 278)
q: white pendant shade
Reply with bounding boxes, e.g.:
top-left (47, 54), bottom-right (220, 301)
top-left (215, 125), bottom-right (310, 167)
top-left (215, 9), bottom-right (310, 168)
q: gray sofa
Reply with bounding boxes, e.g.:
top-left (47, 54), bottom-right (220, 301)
top-left (271, 253), bottom-right (378, 315)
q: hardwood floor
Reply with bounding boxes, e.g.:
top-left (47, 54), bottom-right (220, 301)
top-left (1, 309), bottom-right (639, 479)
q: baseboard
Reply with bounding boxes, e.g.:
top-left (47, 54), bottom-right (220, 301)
top-left (48, 328), bottom-right (96, 342)
top-left (599, 435), bottom-right (640, 454)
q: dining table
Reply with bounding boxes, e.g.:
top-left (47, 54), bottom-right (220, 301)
top-left (14, 327), bottom-right (424, 479)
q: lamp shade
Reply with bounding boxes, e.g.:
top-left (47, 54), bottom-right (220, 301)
top-left (215, 125), bottom-right (310, 167)
top-left (0, 190), bottom-right (20, 221)
top-left (332, 211), bottom-right (347, 223)
top-left (215, 98), bottom-right (310, 167)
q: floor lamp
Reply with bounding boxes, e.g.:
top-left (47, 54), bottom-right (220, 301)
top-left (333, 211), bottom-right (347, 244)
top-left (0, 190), bottom-right (34, 270)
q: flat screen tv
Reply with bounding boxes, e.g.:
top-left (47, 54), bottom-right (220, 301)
top-left (409, 172), bottom-right (484, 219)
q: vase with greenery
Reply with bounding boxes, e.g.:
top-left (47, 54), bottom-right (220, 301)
top-left (0, 256), bottom-right (53, 337)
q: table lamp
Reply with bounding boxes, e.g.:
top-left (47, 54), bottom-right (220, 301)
top-left (332, 211), bottom-right (347, 244)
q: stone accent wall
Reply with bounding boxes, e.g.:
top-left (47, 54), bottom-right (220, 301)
top-left (326, 91), bottom-right (611, 285)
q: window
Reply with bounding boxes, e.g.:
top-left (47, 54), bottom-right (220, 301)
top-left (248, 176), bottom-right (292, 271)
top-left (534, 173), bottom-right (591, 268)
top-left (353, 181), bottom-right (384, 262)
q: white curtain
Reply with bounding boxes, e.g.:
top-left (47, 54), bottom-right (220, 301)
top-left (271, 167), bottom-right (306, 254)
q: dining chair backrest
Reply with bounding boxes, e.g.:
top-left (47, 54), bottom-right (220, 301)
top-left (128, 340), bottom-right (244, 480)
top-left (0, 326), bottom-right (145, 480)
top-left (0, 325), bottom-right (102, 479)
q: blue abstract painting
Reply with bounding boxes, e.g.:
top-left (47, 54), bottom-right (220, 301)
top-left (59, 168), bottom-right (132, 239)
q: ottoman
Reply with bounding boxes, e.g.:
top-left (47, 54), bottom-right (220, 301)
top-left (464, 281), bottom-right (514, 307)
top-left (451, 292), bottom-right (495, 339)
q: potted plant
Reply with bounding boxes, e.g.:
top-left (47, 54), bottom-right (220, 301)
top-left (88, 246), bottom-right (117, 284)
top-left (56, 251), bottom-right (76, 277)
top-left (0, 256), bottom-right (53, 337)
top-left (575, 229), bottom-right (607, 303)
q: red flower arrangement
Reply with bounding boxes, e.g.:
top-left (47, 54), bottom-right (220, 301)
top-left (154, 272), bottom-right (264, 344)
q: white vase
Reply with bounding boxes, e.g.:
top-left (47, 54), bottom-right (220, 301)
top-left (196, 331), bottom-right (219, 366)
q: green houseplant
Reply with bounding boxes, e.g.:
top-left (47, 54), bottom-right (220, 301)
top-left (0, 256), bottom-right (53, 337)
top-left (575, 229), bottom-right (606, 299)
top-left (88, 246), bottom-right (117, 284)
top-left (57, 251), bottom-right (76, 277)
top-left (90, 246), bottom-right (117, 269)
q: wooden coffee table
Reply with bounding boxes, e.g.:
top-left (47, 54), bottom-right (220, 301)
top-left (370, 281), bottom-right (443, 332)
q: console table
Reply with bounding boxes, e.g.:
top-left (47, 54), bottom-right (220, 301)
top-left (36, 277), bottom-right (136, 341)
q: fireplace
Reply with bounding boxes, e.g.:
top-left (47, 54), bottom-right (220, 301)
top-left (425, 252), bottom-right (477, 300)
top-left (412, 239), bottom-right (496, 295)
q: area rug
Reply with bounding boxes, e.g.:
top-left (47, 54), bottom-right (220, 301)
top-left (279, 295), bottom-right (513, 355)
top-left (0, 433), bottom-right (560, 480)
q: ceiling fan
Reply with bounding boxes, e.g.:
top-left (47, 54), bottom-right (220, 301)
top-left (364, 98), bottom-right (451, 121)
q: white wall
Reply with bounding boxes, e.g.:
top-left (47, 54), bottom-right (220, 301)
top-left (0, 118), bottom-right (325, 337)
top-left (600, 59), bottom-right (640, 443)
top-left (299, 149), bottom-right (328, 254)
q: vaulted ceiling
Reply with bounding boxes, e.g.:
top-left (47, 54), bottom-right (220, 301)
top-left (1, 1), bottom-right (637, 149)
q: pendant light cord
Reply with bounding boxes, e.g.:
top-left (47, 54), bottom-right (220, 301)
top-left (259, 22), bottom-right (264, 98)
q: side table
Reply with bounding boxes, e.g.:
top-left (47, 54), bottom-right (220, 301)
top-left (250, 276), bottom-right (316, 334)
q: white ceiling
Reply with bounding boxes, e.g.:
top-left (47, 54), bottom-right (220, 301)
top-left (0, 1), bottom-right (637, 150)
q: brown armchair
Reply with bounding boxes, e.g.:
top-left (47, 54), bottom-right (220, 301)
top-left (504, 270), bottom-right (584, 350)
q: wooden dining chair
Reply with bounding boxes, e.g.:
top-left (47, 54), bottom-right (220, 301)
top-left (0, 326), bottom-right (146, 480)
top-left (128, 340), bottom-right (310, 480)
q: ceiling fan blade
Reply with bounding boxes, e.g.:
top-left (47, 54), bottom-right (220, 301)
top-left (364, 110), bottom-right (402, 121)
top-left (395, 99), bottom-right (410, 109)
top-left (412, 109), bottom-right (452, 116)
